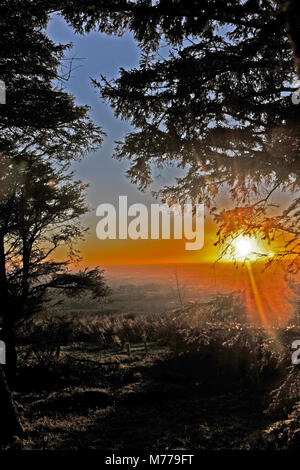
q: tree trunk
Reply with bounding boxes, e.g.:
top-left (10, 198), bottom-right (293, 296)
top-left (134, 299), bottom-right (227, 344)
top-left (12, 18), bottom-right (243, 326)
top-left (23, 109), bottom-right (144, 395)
top-left (0, 365), bottom-right (23, 442)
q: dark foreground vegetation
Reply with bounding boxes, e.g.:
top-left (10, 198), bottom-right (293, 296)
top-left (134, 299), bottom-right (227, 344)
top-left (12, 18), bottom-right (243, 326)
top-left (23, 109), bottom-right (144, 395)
top-left (2, 292), bottom-right (300, 450)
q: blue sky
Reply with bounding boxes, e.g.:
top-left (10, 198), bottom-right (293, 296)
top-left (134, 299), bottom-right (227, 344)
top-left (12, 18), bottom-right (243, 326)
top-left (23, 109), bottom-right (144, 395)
top-left (46, 14), bottom-right (192, 265)
top-left (45, 14), bottom-right (287, 268)
top-left (47, 14), bottom-right (182, 211)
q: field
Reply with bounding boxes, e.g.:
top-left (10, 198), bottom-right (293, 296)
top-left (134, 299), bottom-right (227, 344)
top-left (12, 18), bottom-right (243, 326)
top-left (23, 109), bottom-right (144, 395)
top-left (4, 289), bottom-right (300, 451)
top-left (12, 343), bottom-right (273, 450)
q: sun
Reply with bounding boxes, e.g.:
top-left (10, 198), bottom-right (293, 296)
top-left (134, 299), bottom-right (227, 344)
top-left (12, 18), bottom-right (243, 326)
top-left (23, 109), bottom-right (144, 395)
top-left (230, 235), bottom-right (265, 262)
top-left (234, 237), bottom-right (253, 258)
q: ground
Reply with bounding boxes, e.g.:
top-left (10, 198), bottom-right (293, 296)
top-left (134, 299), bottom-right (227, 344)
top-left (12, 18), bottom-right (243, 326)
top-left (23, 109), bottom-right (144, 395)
top-left (7, 342), bottom-right (282, 450)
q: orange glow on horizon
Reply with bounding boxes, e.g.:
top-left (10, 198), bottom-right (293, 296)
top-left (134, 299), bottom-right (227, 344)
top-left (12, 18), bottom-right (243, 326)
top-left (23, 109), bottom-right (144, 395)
top-left (50, 218), bottom-right (296, 326)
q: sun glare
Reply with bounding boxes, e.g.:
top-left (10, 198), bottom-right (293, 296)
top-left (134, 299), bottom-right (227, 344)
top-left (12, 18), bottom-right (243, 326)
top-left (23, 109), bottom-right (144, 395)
top-left (229, 235), bottom-right (269, 262)
top-left (234, 237), bottom-right (253, 258)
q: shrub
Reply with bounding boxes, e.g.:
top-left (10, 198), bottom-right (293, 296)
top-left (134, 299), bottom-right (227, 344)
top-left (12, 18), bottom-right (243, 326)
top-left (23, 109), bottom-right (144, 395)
top-left (18, 315), bottom-right (74, 365)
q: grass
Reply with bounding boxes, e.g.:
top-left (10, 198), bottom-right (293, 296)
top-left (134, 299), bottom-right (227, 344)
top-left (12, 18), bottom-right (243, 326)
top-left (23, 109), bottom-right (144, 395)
top-left (0, 342), bottom-right (284, 450)
top-left (2, 292), bottom-right (300, 450)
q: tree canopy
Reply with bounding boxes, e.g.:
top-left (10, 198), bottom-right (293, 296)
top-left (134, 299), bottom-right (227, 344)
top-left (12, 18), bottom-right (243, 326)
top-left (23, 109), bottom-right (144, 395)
top-left (0, 155), bottom-right (110, 320)
top-left (0, 0), bottom-right (104, 158)
top-left (85, 0), bottom-right (300, 271)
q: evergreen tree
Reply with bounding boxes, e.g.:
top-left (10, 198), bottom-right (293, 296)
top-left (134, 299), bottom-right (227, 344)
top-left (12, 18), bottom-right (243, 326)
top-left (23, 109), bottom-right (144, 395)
top-left (0, 155), bottom-right (110, 387)
top-left (0, 0), bottom-right (103, 157)
top-left (87, 0), bottom-right (300, 270)
top-left (0, 0), bottom-right (105, 439)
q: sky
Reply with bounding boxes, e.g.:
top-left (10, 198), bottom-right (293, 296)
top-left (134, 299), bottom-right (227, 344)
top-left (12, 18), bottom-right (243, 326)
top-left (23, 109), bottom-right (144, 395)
top-left (46, 14), bottom-right (282, 268)
top-left (47, 14), bottom-right (220, 265)
top-left (42, 16), bottom-right (300, 325)
top-left (45, 14), bottom-right (296, 325)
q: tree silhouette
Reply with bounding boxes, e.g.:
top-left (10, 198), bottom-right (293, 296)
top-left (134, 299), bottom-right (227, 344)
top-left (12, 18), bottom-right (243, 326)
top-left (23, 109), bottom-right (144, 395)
top-left (0, 0), bottom-right (103, 157)
top-left (88, 0), bottom-right (300, 271)
top-left (0, 0), bottom-right (106, 440)
top-left (0, 156), bottom-right (110, 385)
